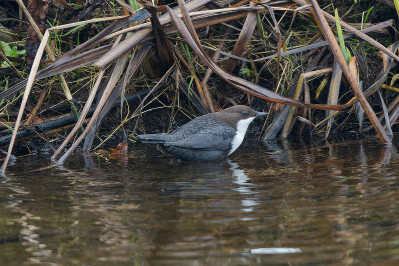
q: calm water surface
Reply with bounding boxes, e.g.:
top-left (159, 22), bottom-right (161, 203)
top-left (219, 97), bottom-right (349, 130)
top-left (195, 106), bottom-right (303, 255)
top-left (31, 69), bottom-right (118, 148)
top-left (1, 137), bottom-right (399, 265)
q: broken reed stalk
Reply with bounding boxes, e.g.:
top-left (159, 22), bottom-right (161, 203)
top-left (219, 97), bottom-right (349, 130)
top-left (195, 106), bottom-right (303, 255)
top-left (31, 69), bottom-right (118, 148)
top-left (321, 10), bottom-right (399, 64)
top-left (325, 60), bottom-right (342, 138)
top-left (0, 16), bottom-right (126, 174)
top-left (52, 33), bottom-right (126, 161)
top-left (250, 19), bottom-right (393, 62)
top-left (168, 2), bottom-right (347, 110)
top-left (1, 30), bottom-right (50, 176)
top-left (95, 0), bottom-right (214, 69)
top-left (16, 0), bottom-right (80, 123)
top-left (296, 0), bottom-right (399, 62)
top-left (55, 35), bottom-right (130, 164)
top-left (308, 0), bottom-right (391, 144)
top-left (51, 70), bottom-right (105, 161)
top-left (282, 68), bottom-right (332, 138)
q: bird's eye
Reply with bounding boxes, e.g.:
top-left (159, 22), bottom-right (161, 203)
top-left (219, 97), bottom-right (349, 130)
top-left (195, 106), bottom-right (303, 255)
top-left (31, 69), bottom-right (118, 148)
top-left (242, 111), bottom-right (248, 115)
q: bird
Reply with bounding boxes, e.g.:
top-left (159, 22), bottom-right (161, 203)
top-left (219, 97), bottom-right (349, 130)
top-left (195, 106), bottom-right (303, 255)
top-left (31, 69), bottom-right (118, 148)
top-left (137, 105), bottom-right (268, 161)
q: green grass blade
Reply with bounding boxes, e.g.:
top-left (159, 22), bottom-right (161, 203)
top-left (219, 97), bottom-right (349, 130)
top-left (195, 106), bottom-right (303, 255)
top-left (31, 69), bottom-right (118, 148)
top-left (334, 9), bottom-right (350, 62)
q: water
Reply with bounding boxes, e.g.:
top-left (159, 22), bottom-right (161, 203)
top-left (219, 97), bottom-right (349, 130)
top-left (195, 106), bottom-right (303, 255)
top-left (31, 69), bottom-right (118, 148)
top-left (1, 137), bottom-right (399, 265)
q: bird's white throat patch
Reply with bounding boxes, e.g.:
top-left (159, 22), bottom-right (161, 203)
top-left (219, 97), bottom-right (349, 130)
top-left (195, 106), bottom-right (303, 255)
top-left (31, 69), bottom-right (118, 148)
top-left (228, 117), bottom-right (255, 156)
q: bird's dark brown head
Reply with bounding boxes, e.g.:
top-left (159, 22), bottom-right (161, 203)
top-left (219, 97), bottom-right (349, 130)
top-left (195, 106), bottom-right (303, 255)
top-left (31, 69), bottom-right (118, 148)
top-left (215, 105), bottom-right (268, 129)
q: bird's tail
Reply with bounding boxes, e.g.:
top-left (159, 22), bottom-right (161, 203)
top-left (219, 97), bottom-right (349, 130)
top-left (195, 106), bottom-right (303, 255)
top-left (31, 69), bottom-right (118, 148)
top-left (136, 133), bottom-right (170, 144)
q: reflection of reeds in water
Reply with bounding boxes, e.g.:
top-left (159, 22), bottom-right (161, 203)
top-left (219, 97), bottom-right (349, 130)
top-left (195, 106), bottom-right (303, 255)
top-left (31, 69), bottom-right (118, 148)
top-left (1, 139), bottom-right (399, 264)
top-left (4, 183), bottom-right (57, 264)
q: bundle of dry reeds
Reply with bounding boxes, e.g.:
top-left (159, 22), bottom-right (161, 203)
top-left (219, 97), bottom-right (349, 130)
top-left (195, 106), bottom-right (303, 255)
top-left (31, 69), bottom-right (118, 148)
top-left (0, 0), bottom-right (398, 173)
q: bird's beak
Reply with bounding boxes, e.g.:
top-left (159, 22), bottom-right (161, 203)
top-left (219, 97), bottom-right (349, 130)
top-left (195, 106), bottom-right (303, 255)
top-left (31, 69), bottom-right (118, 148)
top-left (256, 112), bottom-right (268, 117)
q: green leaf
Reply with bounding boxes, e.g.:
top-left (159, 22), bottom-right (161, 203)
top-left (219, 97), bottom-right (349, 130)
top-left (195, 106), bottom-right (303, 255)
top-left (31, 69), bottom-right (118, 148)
top-left (63, 24), bottom-right (85, 36)
top-left (334, 9), bottom-right (350, 63)
top-left (0, 41), bottom-right (26, 68)
top-left (128, 0), bottom-right (139, 11)
top-left (10, 46), bottom-right (18, 57)
top-left (1, 41), bottom-right (12, 56)
top-left (1, 41), bottom-right (25, 58)
top-left (239, 68), bottom-right (251, 77)
top-left (346, 48), bottom-right (352, 59)
top-left (362, 7), bottom-right (374, 30)
top-left (394, 0), bottom-right (399, 19)
top-left (1, 62), bottom-right (10, 68)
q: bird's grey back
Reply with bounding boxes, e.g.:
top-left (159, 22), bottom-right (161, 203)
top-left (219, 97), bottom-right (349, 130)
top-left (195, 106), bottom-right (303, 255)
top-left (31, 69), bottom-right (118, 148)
top-left (138, 113), bottom-right (236, 147)
top-left (169, 113), bottom-right (223, 141)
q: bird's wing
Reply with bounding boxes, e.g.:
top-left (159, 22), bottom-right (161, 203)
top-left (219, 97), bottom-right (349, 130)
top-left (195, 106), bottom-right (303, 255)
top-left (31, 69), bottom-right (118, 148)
top-left (164, 124), bottom-right (236, 150)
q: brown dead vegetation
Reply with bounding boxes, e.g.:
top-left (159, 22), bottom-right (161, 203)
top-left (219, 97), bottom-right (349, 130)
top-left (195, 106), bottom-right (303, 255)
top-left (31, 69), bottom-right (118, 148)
top-left (0, 0), bottom-right (398, 173)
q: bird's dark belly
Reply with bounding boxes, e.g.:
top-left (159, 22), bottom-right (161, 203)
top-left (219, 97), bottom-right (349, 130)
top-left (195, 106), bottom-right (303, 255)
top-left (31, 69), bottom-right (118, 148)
top-left (165, 146), bottom-right (227, 162)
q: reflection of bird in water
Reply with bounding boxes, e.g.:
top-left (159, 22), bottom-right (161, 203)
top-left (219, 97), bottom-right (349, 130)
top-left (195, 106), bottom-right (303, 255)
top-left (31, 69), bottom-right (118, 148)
top-left (227, 159), bottom-right (259, 212)
top-left (137, 105), bottom-right (267, 161)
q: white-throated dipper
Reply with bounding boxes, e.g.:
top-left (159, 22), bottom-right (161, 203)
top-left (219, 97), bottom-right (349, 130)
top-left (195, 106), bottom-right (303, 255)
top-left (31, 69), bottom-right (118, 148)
top-left (137, 105), bottom-right (268, 161)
